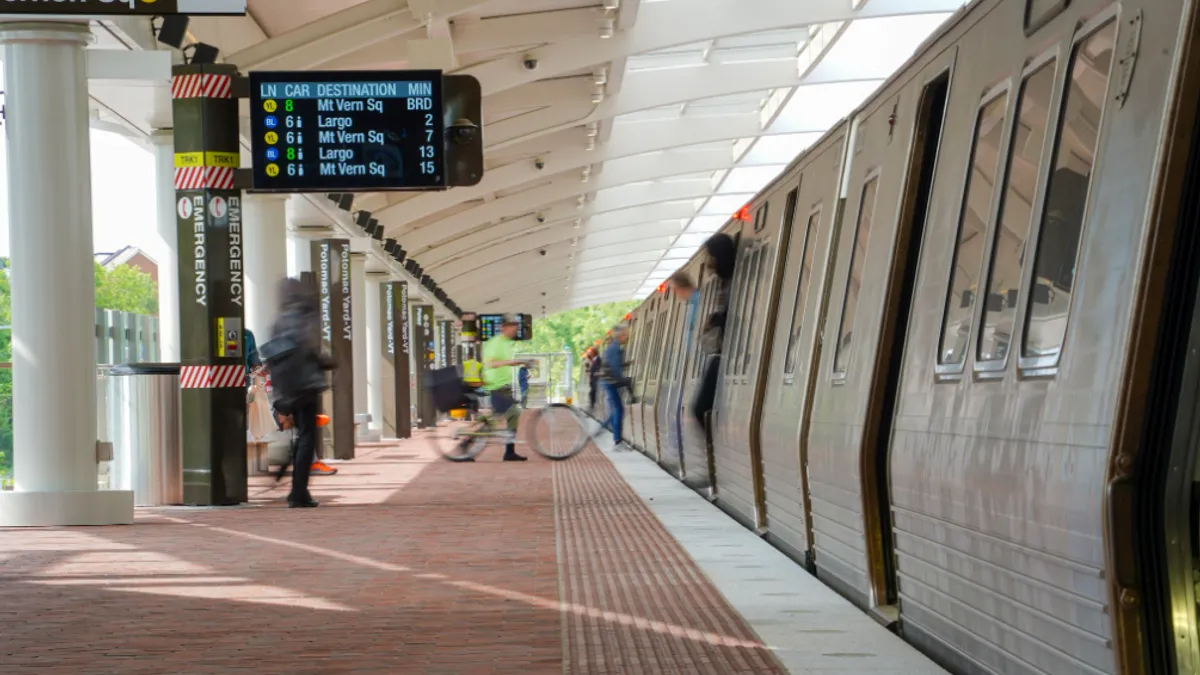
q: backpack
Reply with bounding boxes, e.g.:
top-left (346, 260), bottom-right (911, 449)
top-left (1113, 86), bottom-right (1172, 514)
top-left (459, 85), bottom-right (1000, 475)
top-left (258, 335), bottom-right (327, 408)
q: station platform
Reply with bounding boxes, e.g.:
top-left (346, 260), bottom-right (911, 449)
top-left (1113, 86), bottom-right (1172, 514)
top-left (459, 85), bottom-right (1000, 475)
top-left (0, 421), bottom-right (946, 675)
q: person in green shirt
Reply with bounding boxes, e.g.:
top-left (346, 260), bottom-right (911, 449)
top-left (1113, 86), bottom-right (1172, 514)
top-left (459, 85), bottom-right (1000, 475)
top-left (482, 315), bottom-right (530, 462)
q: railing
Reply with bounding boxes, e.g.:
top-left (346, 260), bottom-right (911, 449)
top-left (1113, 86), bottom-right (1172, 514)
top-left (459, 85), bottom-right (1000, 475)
top-left (0, 310), bottom-right (157, 490)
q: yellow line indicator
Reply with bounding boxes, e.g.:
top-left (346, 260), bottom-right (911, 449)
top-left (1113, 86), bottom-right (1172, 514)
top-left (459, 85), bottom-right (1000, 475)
top-left (205, 152), bottom-right (240, 168)
top-left (174, 152), bottom-right (240, 168)
top-left (174, 152), bottom-right (204, 168)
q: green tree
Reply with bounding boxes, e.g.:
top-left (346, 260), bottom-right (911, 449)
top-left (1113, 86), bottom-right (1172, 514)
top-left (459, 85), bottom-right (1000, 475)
top-left (94, 262), bottom-right (158, 315)
top-left (0, 260), bottom-right (158, 481)
top-left (519, 300), bottom-right (638, 394)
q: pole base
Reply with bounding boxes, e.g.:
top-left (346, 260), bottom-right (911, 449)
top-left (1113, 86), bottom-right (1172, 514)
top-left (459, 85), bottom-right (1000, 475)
top-left (0, 489), bottom-right (134, 527)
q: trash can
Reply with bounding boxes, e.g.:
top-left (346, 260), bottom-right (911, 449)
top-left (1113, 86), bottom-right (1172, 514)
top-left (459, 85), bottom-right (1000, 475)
top-left (107, 363), bottom-right (182, 506)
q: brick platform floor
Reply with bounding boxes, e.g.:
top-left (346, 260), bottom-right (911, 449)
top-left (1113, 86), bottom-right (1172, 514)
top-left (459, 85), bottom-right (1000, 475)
top-left (0, 427), bottom-right (785, 674)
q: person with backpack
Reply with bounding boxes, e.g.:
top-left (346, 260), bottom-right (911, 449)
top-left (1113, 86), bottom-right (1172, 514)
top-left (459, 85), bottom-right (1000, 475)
top-left (601, 324), bottom-right (633, 449)
top-left (259, 278), bottom-right (334, 508)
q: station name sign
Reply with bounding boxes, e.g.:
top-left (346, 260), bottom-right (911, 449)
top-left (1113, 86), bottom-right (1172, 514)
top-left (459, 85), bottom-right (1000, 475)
top-left (248, 69), bottom-right (446, 193)
top-left (0, 0), bottom-right (247, 15)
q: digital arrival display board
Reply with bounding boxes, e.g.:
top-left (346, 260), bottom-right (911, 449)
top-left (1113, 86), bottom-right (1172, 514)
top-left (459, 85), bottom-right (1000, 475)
top-left (249, 70), bottom-right (446, 193)
top-left (479, 314), bottom-right (533, 342)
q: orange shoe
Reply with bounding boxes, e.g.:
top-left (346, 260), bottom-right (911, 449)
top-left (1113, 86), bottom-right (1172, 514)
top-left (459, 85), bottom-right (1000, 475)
top-left (316, 414), bottom-right (331, 427)
top-left (311, 459), bottom-right (338, 476)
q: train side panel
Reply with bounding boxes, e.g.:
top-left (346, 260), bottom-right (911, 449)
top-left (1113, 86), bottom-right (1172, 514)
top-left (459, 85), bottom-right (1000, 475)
top-left (889, 0), bottom-right (1185, 673)
top-left (758, 129), bottom-right (848, 562)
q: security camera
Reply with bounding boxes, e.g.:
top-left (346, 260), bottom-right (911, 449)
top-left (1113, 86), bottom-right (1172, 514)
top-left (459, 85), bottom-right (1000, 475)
top-left (534, 158), bottom-right (545, 170)
top-left (539, 249), bottom-right (547, 256)
top-left (522, 55), bottom-right (539, 71)
top-left (447, 118), bottom-right (480, 146)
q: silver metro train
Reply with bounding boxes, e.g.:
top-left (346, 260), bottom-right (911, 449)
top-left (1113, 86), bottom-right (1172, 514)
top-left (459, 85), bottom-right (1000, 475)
top-left (615, 0), bottom-right (1200, 673)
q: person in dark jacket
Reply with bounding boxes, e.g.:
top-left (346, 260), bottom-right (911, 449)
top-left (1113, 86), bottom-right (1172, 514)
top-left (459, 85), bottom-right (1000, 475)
top-left (265, 278), bottom-right (333, 509)
top-left (692, 233), bottom-right (736, 431)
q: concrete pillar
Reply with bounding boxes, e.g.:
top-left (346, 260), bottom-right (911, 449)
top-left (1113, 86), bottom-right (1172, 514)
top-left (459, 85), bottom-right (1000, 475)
top-left (0, 22), bottom-right (132, 526)
top-left (289, 233), bottom-right (313, 276)
top-left (152, 130), bottom-right (180, 361)
top-left (363, 274), bottom-right (384, 439)
top-left (244, 194), bottom-right (287, 339)
top-left (350, 254), bottom-right (369, 437)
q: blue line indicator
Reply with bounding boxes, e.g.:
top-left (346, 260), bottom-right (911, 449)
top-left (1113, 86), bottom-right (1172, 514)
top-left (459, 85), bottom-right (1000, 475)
top-left (264, 115), bottom-right (278, 129)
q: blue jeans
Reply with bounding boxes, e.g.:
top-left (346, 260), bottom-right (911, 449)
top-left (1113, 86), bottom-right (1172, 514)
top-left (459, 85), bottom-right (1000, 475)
top-left (604, 382), bottom-right (623, 445)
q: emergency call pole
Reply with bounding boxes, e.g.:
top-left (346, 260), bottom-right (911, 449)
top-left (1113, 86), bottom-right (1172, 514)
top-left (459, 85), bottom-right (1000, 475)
top-left (172, 63), bottom-right (248, 506)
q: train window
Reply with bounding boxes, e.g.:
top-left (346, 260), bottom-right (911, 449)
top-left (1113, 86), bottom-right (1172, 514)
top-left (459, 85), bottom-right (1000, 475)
top-left (937, 90), bottom-right (1010, 366)
top-left (977, 59), bottom-right (1057, 364)
top-left (753, 203), bottom-right (770, 233)
top-left (784, 207), bottom-right (820, 377)
top-left (833, 176), bottom-right (881, 376)
top-left (1022, 21), bottom-right (1116, 361)
top-left (741, 245), bottom-right (770, 375)
top-left (725, 246), bottom-right (753, 376)
top-left (695, 276), bottom-right (717, 378)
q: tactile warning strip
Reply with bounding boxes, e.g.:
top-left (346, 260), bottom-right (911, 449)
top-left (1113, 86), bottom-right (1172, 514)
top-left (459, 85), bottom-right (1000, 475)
top-left (555, 448), bottom-right (788, 675)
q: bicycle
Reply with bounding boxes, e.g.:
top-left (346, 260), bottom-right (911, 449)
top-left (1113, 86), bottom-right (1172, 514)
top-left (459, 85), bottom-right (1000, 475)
top-left (425, 367), bottom-right (594, 462)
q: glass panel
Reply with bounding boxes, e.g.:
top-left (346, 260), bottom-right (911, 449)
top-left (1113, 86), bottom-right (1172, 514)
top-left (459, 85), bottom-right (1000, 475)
top-left (833, 177), bottom-right (880, 375)
top-left (784, 210), bottom-right (820, 375)
top-left (1023, 22), bottom-right (1115, 359)
top-left (741, 246), bottom-right (769, 375)
top-left (937, 93), bottom-right (1009, 366)
top-left (978, 61), bottom-right (1057, 362)
top-left (725, 247), bottom-right (752, 376)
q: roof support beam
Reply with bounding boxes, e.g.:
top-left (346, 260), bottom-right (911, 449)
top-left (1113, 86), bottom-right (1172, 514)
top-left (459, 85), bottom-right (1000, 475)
top-left (225, 0), bottom-right (491, 72)
top-left (397, 150), bottom-right (735, 250)
top-left (421, 201), bottom-right (696, 268)
top-left (460, 0), bottom-right (967, 97)
top-left (486, 63), bottom-right (850, 152)
top-left (375, 113), bottom-right (760, 227)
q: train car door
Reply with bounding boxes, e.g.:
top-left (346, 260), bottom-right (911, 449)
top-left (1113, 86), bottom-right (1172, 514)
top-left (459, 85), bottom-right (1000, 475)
top-left (862, 66), bottom-right (951, 619)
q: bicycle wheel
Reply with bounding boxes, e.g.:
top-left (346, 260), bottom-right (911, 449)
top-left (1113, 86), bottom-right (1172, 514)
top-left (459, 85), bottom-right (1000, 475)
top-left (527, 404), bottom-right (592, 460)
top-left (429, 420), bottom-right (492, 462)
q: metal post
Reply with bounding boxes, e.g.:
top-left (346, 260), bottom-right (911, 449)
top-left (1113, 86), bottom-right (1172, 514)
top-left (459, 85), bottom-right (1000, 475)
top-left (350, 253), bottom-right (368, 435)
top-left (0, 21), bottom-right (132, 526)
top-left (172, 62), bottom-right (247, 506)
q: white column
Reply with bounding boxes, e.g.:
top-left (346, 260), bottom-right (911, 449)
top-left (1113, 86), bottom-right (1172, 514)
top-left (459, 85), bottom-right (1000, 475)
top-left (0, 22), bottom-right (132, 526)
top-left (350, 254), bottom-right (369, 436)
top-left (363, 274), bottom-right (383, 438)
top-left (289, 234), bottom-right (313, 275)
top-left (151, 130), bottom-right (179, 361)
top-left (243, 194), bottom-right (288, 339)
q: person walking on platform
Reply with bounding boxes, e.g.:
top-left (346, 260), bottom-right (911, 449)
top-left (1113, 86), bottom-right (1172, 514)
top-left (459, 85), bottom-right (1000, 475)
top-left (585, 347), bottom-right (601, 412)
top-left (261, 278), bottom-right (334, 508)
top-left (481, 315), bottom-right (530, 462)
top-left (602, 324), bottom-right (632, 449)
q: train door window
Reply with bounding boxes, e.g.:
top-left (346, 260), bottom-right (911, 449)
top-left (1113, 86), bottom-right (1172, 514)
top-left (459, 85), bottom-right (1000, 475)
top-left (784, 207), bottom-right (820, 379)
top-left (753, 203), bottom-right (770, 233)
top-left (725, 246), bottom-right (753, 376)
top-left (741, 245), bottom-right (770, 375)
top-left (937, 88), bottom-right (1010, 367)
top-left (1022, 20), bottom-right (1116, 363)
top-left (694, 276), bottom-right (716, 378)
top-left (977, 57), bottom-right (1057, 365)
top-left (833, 175), bottom-right (881, 377)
